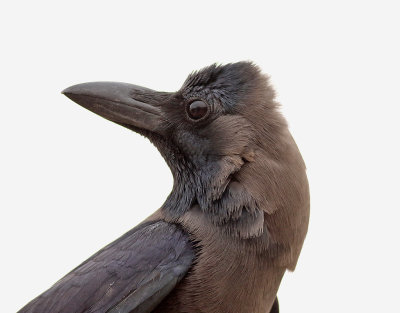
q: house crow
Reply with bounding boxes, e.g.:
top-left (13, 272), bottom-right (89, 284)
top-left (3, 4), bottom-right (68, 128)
top-left (18, 62), bottom-right (309, 313)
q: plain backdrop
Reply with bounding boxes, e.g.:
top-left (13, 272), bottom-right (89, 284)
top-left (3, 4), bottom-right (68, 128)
top-left (1, 1), bottom-right (399, 312)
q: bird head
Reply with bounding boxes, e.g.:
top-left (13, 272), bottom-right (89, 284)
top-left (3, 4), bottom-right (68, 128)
top-left (63, 62), bottom-right (305, 239)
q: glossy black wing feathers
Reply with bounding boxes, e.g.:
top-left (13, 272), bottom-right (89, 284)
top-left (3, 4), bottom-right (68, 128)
top-left (18, 220), bottom-right (195, 313)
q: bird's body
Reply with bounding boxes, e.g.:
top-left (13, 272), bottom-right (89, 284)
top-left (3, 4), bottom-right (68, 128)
top-left (18, 62), bottom-right (309, 313)
top-left (149, 208), bottom-right (286, 313)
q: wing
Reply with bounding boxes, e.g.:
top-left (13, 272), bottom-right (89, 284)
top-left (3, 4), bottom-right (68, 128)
top-left (18, 220), bottom-right (195, 313)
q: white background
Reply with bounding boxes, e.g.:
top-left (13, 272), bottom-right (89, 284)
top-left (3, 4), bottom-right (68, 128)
top-left (1, 1), bottom-right (399, 312)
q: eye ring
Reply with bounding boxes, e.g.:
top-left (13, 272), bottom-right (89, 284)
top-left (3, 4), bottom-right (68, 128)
top-left (186, 100), bottom-right (209, 121)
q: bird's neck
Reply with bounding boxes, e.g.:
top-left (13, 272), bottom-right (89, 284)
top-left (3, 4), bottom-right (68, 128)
top-left (161, 153), bottom-right (267, 239)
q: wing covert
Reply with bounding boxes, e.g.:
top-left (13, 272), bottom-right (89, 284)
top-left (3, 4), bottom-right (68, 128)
top-left (18, 220), bottom-right (195, 313)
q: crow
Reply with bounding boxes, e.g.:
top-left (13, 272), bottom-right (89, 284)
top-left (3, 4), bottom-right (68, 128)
top-left (18, 61), bottom-right (309, 313)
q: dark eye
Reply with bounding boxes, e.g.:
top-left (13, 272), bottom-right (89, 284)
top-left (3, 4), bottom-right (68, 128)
top-left (186, 100), bottom-right (208, 120)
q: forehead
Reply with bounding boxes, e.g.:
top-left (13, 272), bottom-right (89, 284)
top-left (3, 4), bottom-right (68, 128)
top-left (179, 62), bottom-right (261, 110)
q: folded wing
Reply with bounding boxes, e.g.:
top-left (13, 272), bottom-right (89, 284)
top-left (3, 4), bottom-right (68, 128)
top-left (18, 220), bottom-right (195, 313)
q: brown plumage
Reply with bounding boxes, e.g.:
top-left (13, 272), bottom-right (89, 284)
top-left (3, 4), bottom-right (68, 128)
top-left (18, 62), bottom-right (309, 313)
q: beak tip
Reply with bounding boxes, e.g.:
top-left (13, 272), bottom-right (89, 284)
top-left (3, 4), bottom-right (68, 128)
top-left (61, 86), bottom-right (74, 96)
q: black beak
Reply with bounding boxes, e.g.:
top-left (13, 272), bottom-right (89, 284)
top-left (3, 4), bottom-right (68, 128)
top-left (62, 82), bottom-right (165, 135)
